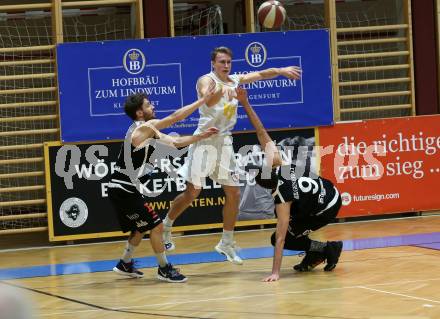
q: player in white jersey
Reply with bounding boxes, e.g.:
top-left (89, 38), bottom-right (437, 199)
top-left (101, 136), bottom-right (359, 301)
top-left (163, 46), bottom-right (301, 264)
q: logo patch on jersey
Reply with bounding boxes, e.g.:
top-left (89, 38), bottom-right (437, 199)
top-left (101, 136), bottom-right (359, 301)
top-left (59, 197), bottom-right (88, 228)
top-left (223, 102), bottom-right (237, 120)
top-left (298, 229), bottom-right (312, 238)
top-left (245, 42), bottom-right (267, 68)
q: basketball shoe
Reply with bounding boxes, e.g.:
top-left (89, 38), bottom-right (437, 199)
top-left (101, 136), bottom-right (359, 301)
top-left (293, 251), bottom-right (325, 272)
top-left (215, 240), bottom-right (243, 265)
top-left (113, 259), bottom-right (144, 278)
top-left (157, 263), bottom-right (187, 283)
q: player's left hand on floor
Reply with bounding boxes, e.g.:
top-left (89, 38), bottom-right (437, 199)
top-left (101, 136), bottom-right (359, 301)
top-left (262, 273), bottom-right (280, 282)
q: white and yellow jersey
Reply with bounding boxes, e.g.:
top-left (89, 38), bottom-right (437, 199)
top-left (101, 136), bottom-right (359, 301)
top-left (195, 71), bottom-right (240, 136)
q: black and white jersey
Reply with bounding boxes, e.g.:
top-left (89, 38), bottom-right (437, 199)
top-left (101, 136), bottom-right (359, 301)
top-left (109, 123), bottom-right (157, 194)
top-left (272, 163), bottom-right (339, 219)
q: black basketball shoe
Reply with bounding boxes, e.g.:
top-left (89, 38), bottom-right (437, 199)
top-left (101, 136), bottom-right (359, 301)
top-left (157, 263), bottom-right (187, 283)
top-left (113, 259), bottom-right (144, 278)
top-left (324, 241), bottom-right (343, 271)
top-left (293, 251), bottom-right (326, 272)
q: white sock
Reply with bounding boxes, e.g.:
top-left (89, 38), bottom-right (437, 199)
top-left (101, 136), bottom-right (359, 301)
top-left (221, 230), bottom-right (234, 245)
top-left (156, 252), bottom-right (169, 267)
top-left (122, 242), bottom-right (136, 263)
top-left (163, 215), bottom-right (174, 230)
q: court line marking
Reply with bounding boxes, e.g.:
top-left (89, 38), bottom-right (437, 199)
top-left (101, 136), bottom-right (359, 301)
top-left (360, 277), bottom-right (440, 288)
top-left (112, 277), bottom-right (440, 310)
top-left (2, 233), bottom-right (440, 280)
top-left (8, 255), bottom-right (428, 292)
top-left (38, 286), bottom-right (361, 317)
top-left (3, 257), bottom-right (433, 291)
top-left (359, 286), bottom-right (440, 304)
top-left (1, 280), bottom-right (212, 319)
top-left (37, 276), bottom-right (440, 317)
top-left (1, 214), bottom-right (438, 253)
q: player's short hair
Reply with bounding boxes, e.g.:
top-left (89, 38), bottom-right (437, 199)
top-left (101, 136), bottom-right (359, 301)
top-left (124, 93), bottom-right (147, 120)
top-left (248, 165), bottom-right (279, 190)
top-left (211, 46), bottom-right (233, 61)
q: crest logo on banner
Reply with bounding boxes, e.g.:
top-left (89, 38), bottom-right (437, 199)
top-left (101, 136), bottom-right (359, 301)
top-left (123, 48), bottom-right (146, 74)
top-left (245, 42), bottom-right (267, 67)
top-left (59, 197), bottom-right (89, 228)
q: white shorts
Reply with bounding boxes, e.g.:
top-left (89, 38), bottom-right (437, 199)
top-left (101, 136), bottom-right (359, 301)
top-left (178, 135), bottom-right (238, 187)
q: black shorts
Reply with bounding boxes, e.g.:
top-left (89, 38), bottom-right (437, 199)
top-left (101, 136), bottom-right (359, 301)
top-left (108, 187), bottom-right (162, 234)
top-left (288, 195), bottom-right (342, 238)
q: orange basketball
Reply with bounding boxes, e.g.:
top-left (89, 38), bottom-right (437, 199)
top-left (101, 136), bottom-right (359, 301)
top-left (257, 1), bottom-right (287, 29)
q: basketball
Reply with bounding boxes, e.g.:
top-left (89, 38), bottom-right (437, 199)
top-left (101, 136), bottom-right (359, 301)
top-left (257, 1), bottom-right (287, 29)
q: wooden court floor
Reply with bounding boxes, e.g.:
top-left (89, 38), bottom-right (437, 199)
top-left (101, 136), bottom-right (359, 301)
top-left (1, 215), bottom-right (440, 319)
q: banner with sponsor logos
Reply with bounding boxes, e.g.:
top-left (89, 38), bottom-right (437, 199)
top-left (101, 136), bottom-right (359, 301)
top-left (56, 30), bottom-right (333, 142)
top-left (318, 115), bottom-right (440, 217)
top-left (45, 128), bottom-right (316, 241)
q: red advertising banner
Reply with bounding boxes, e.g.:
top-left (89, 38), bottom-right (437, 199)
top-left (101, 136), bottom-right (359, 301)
top-left (318, 115), bottom-right (440, 217)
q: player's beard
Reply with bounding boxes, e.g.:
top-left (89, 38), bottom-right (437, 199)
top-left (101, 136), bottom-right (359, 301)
top-left (143, 112), bottom-right (155, 121)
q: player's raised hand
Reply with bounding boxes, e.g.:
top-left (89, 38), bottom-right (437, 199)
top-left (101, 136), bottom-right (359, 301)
top-left (199, 127), bottom-right (219, 139)
top-left (223, 86), bottom-right (237, 101)
top-left (202, 83), bottom-right (216, 104)
top-left (279, 66), bottom-right (302, 80)
top-left (235, 87), bottom-right (248, 104)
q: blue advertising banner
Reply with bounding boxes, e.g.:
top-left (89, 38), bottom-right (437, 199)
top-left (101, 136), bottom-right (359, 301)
top-left (57, 30), bottom-right (333, 142)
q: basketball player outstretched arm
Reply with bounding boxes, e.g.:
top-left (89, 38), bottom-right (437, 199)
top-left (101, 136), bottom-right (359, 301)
top-left (132, 89), bottom-right (219, 148)
top-left (239, 66), bottom-right (302, 84)
top-left (235, 87), bottom-right (282, 168)
top-left (160, 126), bottom-right (219, 148)
top-left (200, 66), bottom-right (302, 104)
top-left (151, 86), bottom-right (216, 131)
top-left (266, 201), bottom-right (291, 282)
top-left (236, 87), bottom-right (290, 282)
